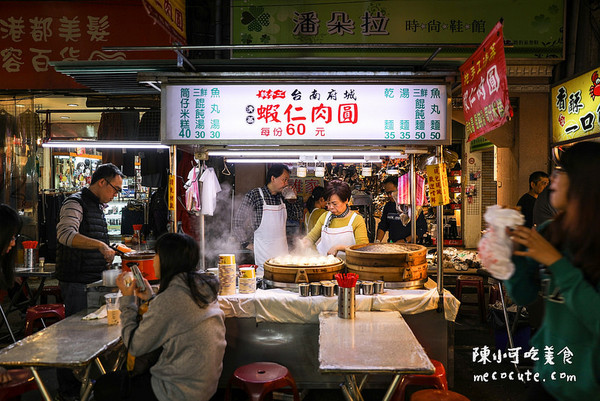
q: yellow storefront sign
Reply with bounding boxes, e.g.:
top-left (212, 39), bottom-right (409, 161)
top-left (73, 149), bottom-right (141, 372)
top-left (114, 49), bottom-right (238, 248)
top-left (426, 164), bottom-right (450, 206)
top-left (168, 175), bottom-right (176, 211)
top-left (143, 0), bottom-right (186, 44)
top-left (551, 66), bottom-right (600, 145)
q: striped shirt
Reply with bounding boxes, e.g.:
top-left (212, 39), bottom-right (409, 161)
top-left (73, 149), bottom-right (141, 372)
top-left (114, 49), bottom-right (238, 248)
top-left (56, 198), bottom-right (105, 246)
top-left (233, 186), bottom-right (285, 244)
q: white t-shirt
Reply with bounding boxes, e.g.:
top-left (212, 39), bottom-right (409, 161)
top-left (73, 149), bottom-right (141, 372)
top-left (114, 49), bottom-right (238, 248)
top-left (199, 167), bottom-right (221, 216)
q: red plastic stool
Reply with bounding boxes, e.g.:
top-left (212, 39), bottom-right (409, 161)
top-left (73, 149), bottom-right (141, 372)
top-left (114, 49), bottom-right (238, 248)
top-left (391, 359), bottom-right (448, 401)
top-left (24, 304), bottom-right (65, 336)
top-left (225, 362), bottom-right (300, 401)
top-left (455, 275), bottom-right (486, 322)
top-left (411, 389), bottom-right (471, 401)
top-left (0, 369), bottom-right (38, 401)
top-left (40, 285), bottom-right (63, 304)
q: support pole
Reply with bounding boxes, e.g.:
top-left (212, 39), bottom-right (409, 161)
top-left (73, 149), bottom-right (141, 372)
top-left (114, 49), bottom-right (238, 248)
top-left (169, 145), bottom-right (177, 233)
top-left (409, 154), bottom-right (417, 243)
top-left (436, 145), bottom-right (444, 297)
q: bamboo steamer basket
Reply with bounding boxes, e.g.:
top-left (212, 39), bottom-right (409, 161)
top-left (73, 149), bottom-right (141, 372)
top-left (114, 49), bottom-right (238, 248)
top-left (263, 258), bottom-right (344, 285)
top-left (345, 243), bottom-right (428, 286)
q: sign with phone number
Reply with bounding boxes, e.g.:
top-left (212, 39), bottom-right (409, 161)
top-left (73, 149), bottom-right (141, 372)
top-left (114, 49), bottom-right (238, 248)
top-left (162, 84), bottom-right (449, 144)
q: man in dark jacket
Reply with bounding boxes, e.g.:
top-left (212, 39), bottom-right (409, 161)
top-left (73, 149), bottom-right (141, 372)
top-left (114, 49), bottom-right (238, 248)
top-left (55, 163), bottom-right (124, 400)
top-left (516, 171), bottom-right (549, 228)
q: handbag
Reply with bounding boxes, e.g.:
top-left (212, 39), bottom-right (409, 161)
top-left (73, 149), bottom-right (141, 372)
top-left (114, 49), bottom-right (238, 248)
top-left (126, 299), bottom-right (163, 376)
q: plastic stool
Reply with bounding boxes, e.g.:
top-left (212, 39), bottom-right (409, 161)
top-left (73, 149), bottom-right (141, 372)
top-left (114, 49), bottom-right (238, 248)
top-left (411, 389), bottom-right (471, 401)
top-left (391, 359), bottom-right (448, 401)
top-left (0, 369), bottom-right (38, 401)
top-left (455, 275), bottom-right (486, 322)
top-left (24, 304), bottom-right (65, 336)
top-left (40, 285), bottom-right (63, 304)
top-left (225, 362), bottom-right (300, 401)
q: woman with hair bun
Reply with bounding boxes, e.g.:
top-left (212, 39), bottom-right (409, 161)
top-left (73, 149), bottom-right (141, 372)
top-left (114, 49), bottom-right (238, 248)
top-left (304, 186), bottom-right (327, 233)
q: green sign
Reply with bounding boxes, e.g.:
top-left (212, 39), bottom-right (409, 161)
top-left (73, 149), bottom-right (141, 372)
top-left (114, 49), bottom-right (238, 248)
top-left (232, 0), bottom-right (563, 59)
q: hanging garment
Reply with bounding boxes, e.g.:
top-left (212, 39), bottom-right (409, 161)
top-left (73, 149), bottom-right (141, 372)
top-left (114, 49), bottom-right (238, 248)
top-left (199, 167), bottom-right (221, 216)
top-left (316, 211), bottom-right (357, 259)
top-left (138, 110), bottom-right (160, 140)
top-left (397, 174), bottom-right (426, 206)
top-left (185, 166), bottom-right (201, 213)
top-left (253, 188), bottom-right (288, 272)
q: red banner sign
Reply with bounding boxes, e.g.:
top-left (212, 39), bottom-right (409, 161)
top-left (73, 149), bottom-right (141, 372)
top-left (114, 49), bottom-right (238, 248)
top-left (459, 21), bottom-right (511, 142)
top-left (0, 0), bottom-right (174, 90)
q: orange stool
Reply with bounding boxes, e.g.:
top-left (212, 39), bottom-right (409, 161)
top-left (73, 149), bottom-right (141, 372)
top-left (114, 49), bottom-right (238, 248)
top-left (40, 285), bottom-right (63, 304)
top-left (391, 359), bottom-right (448, 401)
top-left (455, 275), bottom-right (486, 322)
top-left (225, 362), bottom-right (300, 401)
top-left (24, 304), bottom-right (65, 336)
top-left (0, 369), bottom-right (38, 401)
top-left (411, 389), bottom-right (471, 401)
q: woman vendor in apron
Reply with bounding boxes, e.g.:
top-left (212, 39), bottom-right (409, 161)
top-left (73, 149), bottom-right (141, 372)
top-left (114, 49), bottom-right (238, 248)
top-left (304, 180), bottom-right (369, 258)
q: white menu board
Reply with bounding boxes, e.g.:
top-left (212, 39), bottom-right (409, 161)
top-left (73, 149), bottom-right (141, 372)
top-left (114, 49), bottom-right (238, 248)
top-left (162, 84), bottom-right (450, 144)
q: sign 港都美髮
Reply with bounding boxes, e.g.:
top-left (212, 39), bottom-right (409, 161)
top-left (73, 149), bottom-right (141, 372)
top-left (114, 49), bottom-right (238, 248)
top-left (0, 0), bottom-right (174, 90)
top-left (460, 21), bottom-right (511, 142)
top-left (162, 84), bottom-right (450, 145)
top-left (551, 66), bottom-right (600, 145)
top-left (426, 164), bottom-right (450, 207)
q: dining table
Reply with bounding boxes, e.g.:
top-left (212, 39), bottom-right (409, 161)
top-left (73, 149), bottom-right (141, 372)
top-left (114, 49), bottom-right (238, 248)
top-left (0, 309), bottom-right (124, 401)
top-left (318, 311), bottom-right (435, 401)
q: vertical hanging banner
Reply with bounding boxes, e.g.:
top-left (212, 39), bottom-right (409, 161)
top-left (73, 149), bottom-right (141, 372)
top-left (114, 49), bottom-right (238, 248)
top-left (168, 175), bottom-right (176, 211)
top-left (426, 164), bottom-right (450, 206)
top-left (460, 21), bottom-right (511, 142)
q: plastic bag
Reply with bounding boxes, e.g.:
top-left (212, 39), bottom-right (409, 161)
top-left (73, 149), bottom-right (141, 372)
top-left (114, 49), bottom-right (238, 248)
top-left (478, 205), bottom-right (525, 280)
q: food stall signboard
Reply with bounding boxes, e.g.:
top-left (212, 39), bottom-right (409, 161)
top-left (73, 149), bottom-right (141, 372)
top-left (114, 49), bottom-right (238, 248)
top-left (551, 66), bottom-right (600, 145)
top-left (162, 84), bottom-right (450, 145)
top-left (426, 164), bottom-right (450, 206)
top-left (459, 21), bottom-right (511, 142)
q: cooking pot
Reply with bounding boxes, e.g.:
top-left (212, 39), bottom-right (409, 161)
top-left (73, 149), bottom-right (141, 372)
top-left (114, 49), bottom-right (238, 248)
top-left (121, 250), bottom-right (158, 281)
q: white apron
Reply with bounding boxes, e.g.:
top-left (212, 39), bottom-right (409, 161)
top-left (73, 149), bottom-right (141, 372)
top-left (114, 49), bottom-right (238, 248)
top-left (304, 208), bottom-right (318, 232)
top-left (254, 188), bottom-right (288, 272)
top-left (316, 211), bottom-right (357, 258)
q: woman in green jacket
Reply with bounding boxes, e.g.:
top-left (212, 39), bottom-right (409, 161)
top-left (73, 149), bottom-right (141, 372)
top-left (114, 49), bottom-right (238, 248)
top-left (506, 141), bottom-right (600, 401)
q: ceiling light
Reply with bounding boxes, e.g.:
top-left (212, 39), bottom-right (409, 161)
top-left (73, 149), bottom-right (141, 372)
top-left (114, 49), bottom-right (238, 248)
top-left (42, 140), bottom-right (169, 149)
top-left (16, 104), bottom-right (25, 108)
top-left (225, 158), bottom-right (379, 164)
top-left (60, 116), bottom-right (70, 119)
top-left (67, 103), bottom-right (79, 107)
top-left (210, 150), bottom-right (405, 158)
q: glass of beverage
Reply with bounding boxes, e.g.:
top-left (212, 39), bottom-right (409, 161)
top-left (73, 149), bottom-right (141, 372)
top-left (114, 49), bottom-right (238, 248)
top-left (105, 293), bottom-right (121, 325)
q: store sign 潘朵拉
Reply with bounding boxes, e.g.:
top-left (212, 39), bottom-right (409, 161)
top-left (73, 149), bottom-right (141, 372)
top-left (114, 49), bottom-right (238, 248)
top-left (426, 164), bottom-right (450, 207)
top-left (459, 21), bottom-right (511, 142)
top-left (551, 66), bottom-right (600, 145)
top-left (162, 84), bottom-right (449, 145)
top-left (0, 0), bottom-right (174, 90)
top-left (231, 0), bottom-right (563, 59)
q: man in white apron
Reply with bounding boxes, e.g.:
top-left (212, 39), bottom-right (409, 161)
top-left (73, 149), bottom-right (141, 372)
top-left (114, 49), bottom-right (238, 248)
top-left (233, 164), bottom-right (291, 275)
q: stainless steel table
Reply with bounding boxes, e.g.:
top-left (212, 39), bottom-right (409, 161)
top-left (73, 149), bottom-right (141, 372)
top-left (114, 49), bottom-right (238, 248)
top-left (319, 311), bottom-right (435, 401)
top-left (0, 310), bottom-right (124, 401)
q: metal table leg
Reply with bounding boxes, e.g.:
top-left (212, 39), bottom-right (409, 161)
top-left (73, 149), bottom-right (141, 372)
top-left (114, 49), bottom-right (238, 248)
top-left (497, 281), bottom-right (519, 374)
top-left (30, 367), bottom-right (52, 401)
top-left (382, 374), bottom-right (402, 401)
top-left (0, 304), bottom-right (16, 343)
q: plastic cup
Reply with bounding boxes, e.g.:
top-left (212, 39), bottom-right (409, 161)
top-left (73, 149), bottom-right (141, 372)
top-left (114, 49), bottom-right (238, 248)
top-left (105, 293), bottom-right (121, 325)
